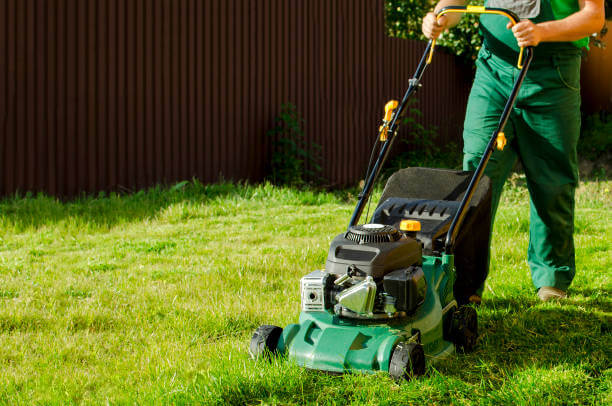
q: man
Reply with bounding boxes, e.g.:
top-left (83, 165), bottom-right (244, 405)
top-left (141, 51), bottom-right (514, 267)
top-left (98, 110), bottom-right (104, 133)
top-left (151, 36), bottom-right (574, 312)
top-left (422, 1), bottom-right (605, 302)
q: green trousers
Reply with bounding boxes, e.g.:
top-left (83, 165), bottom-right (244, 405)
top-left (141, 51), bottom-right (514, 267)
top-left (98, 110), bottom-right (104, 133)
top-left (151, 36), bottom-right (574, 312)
top-left (463, 46), bottom-right (581, 293)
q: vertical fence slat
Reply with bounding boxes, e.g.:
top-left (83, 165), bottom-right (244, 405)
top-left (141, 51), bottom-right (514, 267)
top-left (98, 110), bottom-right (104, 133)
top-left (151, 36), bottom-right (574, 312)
top-left (162, 0), bottom-right (171, 183)
top-left (3, 0), bottom-right (15, 195)
top-left (153, 0), bottom-right (163, 183)
top-left (76, 0), bottom-right (88, 192)
top-left (15, 0), bottom-right (26, 191)
top-left (65, 0), bottom-right (77, 195)
top-left (179, 0), bottom-right (188, 180)
top-left (194, 0), bottom-right (204, 180)
top-left (107, 0), bottom-right (117, 190)
top-left (116, 0), bottom-right (126, 190)
top-left (144, 0), bottom-right (154, 184)
top-left (134, 0), bottom-right (144, 187)
top-left (203, 0), bottom-right (212, 182)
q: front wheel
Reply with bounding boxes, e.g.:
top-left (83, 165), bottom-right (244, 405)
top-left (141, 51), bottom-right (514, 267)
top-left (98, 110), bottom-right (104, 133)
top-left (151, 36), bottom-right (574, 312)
top-left (249, 325), bottom-right (283, 360)
top-left (388, 341), bottom-right (426, 380)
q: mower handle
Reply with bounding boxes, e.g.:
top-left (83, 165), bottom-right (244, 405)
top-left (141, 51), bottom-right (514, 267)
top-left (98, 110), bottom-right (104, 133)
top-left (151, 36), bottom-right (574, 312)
top-left (428, 6), bottom-right (527, 69)
top-left (349, 21), bottom-right (534, 237)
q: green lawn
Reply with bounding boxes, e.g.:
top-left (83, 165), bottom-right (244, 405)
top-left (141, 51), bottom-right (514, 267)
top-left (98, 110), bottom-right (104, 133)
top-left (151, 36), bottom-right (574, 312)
top-left (0, 177), bottom-right (610, 405)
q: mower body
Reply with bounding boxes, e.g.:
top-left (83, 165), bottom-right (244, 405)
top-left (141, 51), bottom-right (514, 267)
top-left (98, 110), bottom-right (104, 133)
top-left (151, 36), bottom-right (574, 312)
top-left (250, 168), bottom-right (489, 378)
top-left (277, 254), bottom-right (456, 373)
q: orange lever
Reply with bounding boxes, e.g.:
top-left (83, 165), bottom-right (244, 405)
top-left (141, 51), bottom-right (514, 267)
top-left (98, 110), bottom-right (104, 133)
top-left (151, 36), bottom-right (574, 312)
top-left (384, 100), bottom-right (399, 122)
top-left (379, 100), bottom-right (399, 141)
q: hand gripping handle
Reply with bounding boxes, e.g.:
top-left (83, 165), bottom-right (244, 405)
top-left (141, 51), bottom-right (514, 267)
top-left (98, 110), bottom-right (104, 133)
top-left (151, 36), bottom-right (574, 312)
top-left (427, 5), bottom-right (526, 69)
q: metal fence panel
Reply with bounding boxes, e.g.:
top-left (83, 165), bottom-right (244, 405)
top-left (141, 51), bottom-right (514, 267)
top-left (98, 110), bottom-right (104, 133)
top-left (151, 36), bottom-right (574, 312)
top-left (0, 0), bottom-right (471, 196)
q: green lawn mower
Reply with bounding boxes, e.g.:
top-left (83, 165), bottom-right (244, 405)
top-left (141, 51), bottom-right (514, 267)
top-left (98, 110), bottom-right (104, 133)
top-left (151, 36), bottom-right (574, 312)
top-left (250, 6), bottom-right (534, 380)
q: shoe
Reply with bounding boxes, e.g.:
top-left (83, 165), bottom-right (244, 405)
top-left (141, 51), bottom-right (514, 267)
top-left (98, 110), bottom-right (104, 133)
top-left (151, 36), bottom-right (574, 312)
top-left (468, 294), bottom-right (482, 305)
top-left (537, 287), bottom-right (567, 302)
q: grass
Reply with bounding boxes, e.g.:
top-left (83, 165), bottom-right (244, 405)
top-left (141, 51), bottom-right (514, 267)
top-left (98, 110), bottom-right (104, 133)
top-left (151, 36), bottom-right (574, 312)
top-left (0, 176), bottom-right (610, 405)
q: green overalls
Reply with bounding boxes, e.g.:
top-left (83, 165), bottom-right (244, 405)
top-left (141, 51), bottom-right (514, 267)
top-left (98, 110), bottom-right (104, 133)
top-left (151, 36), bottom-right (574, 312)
top-left (463, 0), bottom-right (585, 294)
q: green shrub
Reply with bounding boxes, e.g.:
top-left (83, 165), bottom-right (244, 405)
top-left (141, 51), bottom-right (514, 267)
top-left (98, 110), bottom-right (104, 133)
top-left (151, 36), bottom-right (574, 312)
top-left (267, 103), bottom-right (323, 186)
top-left (385, 0), bottom-right (484, 62)
top-left (579, 112), bottom-right (612, 161)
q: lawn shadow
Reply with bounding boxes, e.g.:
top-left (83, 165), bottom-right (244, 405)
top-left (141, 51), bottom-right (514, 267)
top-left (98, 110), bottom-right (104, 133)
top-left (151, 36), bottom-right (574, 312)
top-left (0, 182), bottom-right (250, 231)
top-left (437, 294), bottom-right (611, 379)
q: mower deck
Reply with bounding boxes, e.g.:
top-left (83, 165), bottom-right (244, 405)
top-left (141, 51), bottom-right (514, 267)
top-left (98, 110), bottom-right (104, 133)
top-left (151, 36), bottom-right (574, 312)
top-left (276, 255), bottom-right (456, 374)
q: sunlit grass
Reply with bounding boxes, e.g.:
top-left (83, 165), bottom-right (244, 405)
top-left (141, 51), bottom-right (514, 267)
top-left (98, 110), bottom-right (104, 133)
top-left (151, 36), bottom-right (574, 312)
top-left (0, 177), bottom-right (609, 404)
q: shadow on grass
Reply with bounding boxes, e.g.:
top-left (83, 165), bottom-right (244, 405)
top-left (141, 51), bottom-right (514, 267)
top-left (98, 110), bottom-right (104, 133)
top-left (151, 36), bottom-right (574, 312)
top-left (0, 182), bottom-right (232, 231)
top-left (437, 294), bottom-right (612, 380)
top-left (0, 182), bottom-right (344, 231)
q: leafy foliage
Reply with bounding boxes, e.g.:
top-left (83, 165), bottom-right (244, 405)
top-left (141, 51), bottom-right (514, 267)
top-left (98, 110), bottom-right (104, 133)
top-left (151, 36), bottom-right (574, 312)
top-left (579, 111), bottom-right (612, 161)
top-left (267, 103), bottom-right (322, 186)
top-left (385, 0), bottom-right (485, 62)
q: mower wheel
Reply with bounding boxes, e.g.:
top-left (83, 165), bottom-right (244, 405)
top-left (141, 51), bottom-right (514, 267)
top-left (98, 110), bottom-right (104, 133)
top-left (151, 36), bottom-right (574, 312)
top-left (450, 305), bottom-right (478, 353)
top-left (249, 325), bottom-right (283, 360)
top-left (388, 341), bottom-right (425, 380)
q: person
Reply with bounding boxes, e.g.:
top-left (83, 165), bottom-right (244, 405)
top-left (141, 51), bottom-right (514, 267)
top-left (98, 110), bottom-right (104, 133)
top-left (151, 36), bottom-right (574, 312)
top-left (422, 0), bottom-right (605, 302)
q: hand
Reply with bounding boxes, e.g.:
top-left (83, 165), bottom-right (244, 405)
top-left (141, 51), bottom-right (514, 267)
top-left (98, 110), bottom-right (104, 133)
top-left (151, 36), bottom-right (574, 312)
top-left (507, 20), bottom-right (543, 47)
top-left (422, 12), bottom-right (449, 40)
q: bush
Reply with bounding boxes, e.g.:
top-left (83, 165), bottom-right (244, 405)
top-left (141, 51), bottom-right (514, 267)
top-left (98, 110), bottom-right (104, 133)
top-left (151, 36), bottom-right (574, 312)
top-left (267, 103), bottom-right (322, 186)
top-left (385, 0), bottom-right (484, 62)
top-left (579, 111), bottom-right (612, 161)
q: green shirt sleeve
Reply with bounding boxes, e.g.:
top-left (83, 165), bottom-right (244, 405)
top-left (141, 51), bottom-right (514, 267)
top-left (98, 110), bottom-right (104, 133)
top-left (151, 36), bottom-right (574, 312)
top-left (550, 0), bottom-right (590, 48)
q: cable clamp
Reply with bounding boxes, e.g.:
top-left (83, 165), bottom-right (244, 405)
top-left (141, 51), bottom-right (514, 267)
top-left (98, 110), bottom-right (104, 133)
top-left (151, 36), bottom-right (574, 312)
top-left (409, 78), bottom-right (421, 89)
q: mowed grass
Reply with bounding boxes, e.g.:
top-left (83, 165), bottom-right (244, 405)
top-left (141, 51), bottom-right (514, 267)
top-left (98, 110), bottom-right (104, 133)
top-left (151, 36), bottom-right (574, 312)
top-left (0, 177), bottom-right (609, 405)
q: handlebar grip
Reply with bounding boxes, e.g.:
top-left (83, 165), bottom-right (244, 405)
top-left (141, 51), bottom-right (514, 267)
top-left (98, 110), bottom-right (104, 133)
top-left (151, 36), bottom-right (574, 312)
top-left (427, 6), bottom-right (526, 69)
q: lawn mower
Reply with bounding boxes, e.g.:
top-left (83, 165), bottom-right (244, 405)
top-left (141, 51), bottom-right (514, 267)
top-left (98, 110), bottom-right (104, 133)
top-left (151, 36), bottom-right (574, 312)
top-left (250, 6), bottom-right (534, 380)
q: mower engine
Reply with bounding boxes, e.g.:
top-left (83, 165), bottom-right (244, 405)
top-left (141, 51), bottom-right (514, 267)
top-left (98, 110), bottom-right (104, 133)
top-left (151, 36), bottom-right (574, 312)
top-left (301, 224), bottom-right (427, 319)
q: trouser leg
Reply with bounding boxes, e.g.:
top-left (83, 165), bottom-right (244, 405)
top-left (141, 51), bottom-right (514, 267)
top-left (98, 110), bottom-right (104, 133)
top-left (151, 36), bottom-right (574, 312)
top-left (512, 56), bottom-right (581, 290)
top-left (462, 49), bottom-right (581, 295)
top-left (460, 49), bottom-right (517, 297)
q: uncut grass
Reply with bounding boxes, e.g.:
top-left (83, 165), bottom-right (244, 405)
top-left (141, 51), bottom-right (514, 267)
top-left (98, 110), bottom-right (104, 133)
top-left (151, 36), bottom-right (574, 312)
top-left (0, 178), bottom-right (610, 404)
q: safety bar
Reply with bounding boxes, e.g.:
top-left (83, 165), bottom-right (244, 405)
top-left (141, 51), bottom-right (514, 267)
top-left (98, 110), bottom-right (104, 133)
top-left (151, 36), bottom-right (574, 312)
top-left (428, 5), bottom-right (526, 69)
top-left (349, 7), bottom-right (535, 241)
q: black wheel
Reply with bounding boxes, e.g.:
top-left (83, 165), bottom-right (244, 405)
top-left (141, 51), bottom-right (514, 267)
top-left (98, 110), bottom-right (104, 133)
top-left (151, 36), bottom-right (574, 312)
top-left (449, 305), bottom-right (478, 353)
top-left (388, 341), bottom-right (425, 380)
top-left (249, 325), bottom-right (283, 360)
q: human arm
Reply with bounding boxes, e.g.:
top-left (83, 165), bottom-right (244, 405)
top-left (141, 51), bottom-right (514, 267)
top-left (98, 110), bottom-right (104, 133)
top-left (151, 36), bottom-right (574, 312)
top-left (422, 0), bottom-right (467, 39)
top-left (508, 0), bottom-right (606, 47)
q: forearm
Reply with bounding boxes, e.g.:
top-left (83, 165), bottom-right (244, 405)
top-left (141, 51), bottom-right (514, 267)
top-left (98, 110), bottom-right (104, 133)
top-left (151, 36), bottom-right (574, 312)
top-left (433, 0), bottom-right (467, 27)
top-left (537, 1), bottom-right (605, 43)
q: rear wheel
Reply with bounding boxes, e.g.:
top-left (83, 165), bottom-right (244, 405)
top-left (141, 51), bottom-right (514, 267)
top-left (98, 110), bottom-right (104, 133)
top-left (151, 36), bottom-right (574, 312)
top-left (249, 325), bottom-right (283, 360)
top-left (388, 341), bottom-right (425, 380)
top-left (449, 305), bottom-right (478, 353)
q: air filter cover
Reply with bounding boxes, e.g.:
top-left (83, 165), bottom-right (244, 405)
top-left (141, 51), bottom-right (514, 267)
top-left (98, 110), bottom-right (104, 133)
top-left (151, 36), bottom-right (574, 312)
top-left (345, 224), bottom-right (401, 244)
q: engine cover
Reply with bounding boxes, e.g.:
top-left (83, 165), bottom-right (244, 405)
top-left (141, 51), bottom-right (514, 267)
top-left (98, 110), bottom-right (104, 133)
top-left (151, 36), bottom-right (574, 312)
top-left (325, 224), bottom-right (422, 279)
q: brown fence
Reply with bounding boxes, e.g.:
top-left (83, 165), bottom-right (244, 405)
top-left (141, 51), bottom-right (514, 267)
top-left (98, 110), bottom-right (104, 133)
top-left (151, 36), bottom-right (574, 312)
top-left (0, 0), bottom-right (472, 197)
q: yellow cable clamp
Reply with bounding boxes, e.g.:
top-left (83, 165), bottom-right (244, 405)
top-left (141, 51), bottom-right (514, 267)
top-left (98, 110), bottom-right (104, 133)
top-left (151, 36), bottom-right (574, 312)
top-left (379, 100), bottom-right (399, 141)
top-left (427, 6), bottom-right (524, 69)
top-left (496, 132), bottom-right (507, 151)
